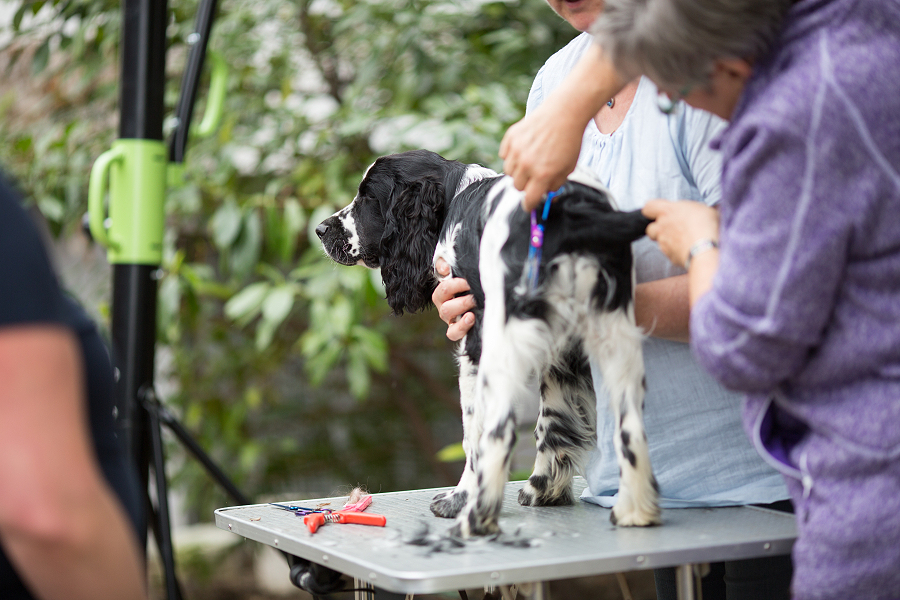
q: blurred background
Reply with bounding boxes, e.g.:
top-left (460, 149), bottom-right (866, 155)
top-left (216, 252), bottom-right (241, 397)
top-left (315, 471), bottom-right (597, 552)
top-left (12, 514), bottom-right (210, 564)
top-left (0, 0), bottom-right (598, 597)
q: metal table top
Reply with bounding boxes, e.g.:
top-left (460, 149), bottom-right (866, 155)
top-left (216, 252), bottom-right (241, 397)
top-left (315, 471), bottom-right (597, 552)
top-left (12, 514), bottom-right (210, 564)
top-left (215, 478), bottom-right (796, 595)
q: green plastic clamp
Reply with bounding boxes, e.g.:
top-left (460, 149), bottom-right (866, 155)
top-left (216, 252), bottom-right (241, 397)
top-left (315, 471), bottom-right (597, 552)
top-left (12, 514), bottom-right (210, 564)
top-left (88, 139), bottom-right (167, 265)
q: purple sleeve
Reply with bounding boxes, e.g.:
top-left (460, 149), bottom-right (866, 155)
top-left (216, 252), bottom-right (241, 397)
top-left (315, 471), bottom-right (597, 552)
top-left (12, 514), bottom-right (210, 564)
top-left (689, 122), bottom-right (852, 393)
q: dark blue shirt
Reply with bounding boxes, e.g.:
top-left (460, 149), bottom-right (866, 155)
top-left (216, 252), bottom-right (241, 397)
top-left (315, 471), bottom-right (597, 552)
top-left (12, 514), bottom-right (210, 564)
top-left (0, 173), bottom-right (141, 599)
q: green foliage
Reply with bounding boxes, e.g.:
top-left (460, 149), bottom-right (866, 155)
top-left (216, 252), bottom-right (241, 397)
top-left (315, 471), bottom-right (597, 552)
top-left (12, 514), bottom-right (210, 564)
top-left (1, 0), bottom-right (576, 515)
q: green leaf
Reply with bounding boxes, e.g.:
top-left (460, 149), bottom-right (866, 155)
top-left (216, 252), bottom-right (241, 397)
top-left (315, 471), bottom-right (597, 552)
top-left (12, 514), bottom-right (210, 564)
top-left (224, 281), bottom-right (270, 322)
top-left (351, 325), bottom-right (388, 372)
top-left (255, 318), bottom-right (277, 351)
top-left (230, 209), bottom-right (262, 279)
top-left (327, 294), bottom-right (354, 335)
top-left (346, 347), bottom-right (371, 399)
top-left (306, 340), bottom-right (343, 384)
top-left (299, 328), bottom-right (329, 357)
top-left (31, 38), bottom-right (51, 76)
top-left (239, 441), bottom-right (262, 471)
top-left (12, 4), bottom-right (27, 30)
top-left (436, 443), bottom-right (466, 462)
top-left (210, 200), bottom-right (243, 249)
top-left (280, 197), bottom-right (305, 262)
top-left (261, 284), bottom-right (295, 325)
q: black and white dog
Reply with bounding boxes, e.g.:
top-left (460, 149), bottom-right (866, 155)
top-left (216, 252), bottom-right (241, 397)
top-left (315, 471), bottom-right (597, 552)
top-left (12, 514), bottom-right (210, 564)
top-left (316, 150), bottom-right (660, 537)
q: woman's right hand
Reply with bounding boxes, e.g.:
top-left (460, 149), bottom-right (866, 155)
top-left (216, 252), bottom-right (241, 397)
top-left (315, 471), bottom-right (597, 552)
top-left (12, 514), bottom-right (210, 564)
top-left (500, 102), bottom-right (583, 212)
top-left (500, 43), bottom-right (626, 211)
top-left (433, 258), bottom-right (476, 341)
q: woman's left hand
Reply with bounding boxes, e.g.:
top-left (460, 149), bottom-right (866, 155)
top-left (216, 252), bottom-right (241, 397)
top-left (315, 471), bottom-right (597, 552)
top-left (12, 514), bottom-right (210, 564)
top-left (643, 200), bottom-right (720, 268)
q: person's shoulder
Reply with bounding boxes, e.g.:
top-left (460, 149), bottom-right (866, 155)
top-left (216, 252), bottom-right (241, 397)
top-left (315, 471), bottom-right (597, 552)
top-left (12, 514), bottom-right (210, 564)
top-left (749, 0), bottom-right (899, 134)
top-left (539, 32), bottom-right (594, 82)
top-left (529, 32), bottom-right (593, 111)
top-left (0, 175), bottom-right (38, 242)
top-left (0, 173), bottom-right (66, 326)
top-left (547, 31), bottom-right (593, 63)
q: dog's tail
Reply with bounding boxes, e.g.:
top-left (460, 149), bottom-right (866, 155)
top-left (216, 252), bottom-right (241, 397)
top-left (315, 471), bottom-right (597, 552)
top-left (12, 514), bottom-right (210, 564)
top-left (548, 182), bottom-right (653, 251)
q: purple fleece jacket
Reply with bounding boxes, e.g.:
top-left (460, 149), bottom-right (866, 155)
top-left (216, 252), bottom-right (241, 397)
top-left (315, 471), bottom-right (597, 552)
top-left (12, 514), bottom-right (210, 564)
top-left (691, 0), bottom-right (900, 597)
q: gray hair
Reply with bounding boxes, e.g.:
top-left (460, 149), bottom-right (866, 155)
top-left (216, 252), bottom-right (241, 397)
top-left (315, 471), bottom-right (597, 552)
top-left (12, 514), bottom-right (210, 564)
top-left (590, 0), bottom-right (794, 90)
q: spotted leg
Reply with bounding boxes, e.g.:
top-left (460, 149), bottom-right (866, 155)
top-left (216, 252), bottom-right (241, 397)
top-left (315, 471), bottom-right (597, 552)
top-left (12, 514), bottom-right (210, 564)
top-left (589, 308), bottom-right (660, 526)
top-left (431, 352), bottom-right (481, 518)
top-left (518, 346), bottom-right (597, 507)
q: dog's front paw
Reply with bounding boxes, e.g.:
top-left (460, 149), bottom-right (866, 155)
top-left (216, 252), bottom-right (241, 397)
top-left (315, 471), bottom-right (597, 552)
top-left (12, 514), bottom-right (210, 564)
top-left (449, 509), bottom-right (501, 538)
top-left (517, 476), bottom-right (575, 507)
top-left (430, 490), bottom-right (468, 518)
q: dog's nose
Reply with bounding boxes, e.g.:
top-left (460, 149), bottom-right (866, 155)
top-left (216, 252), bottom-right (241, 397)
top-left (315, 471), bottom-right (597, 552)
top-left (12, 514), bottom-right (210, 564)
top-left (315, 223), bottom-right (328, 239)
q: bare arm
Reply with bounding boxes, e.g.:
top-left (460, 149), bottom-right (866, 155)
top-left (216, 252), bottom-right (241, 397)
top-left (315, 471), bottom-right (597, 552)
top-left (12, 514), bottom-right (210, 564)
top-left (0, 326), bottom-right (147, 600)
top-left (634, 275), bottom-right (691, 342)
top-left (500, 43), bottom-right (627, 210)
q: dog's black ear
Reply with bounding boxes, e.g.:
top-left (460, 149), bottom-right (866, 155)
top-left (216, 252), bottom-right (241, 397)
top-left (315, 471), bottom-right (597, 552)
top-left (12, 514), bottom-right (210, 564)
top-left (379, 177), bottom-right (445, 315)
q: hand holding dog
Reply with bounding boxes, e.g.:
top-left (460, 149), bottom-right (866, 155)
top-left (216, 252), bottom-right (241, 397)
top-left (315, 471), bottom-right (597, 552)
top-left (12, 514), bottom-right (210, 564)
top-left (643, 200), bottom-right (720, 306)
top-left (433, 258), bottom-right (475, 341)
top-left (643, 200), bottom-right (719, 268)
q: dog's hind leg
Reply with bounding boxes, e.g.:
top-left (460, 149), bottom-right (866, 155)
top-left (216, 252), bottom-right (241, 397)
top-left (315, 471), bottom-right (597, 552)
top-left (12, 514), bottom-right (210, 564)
top-left (431, 353), bottom-right (480, 518)
top-left (588, 308), bottom-right (660, 526)
top-left (518, 345), bottom-right (596, 507)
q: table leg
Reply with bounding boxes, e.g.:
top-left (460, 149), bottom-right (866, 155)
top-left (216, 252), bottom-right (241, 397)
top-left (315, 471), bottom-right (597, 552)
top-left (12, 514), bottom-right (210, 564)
top-left (512, 581), bottom-right (551, 599)
top-left (675, 564), bottom-right (699, 600)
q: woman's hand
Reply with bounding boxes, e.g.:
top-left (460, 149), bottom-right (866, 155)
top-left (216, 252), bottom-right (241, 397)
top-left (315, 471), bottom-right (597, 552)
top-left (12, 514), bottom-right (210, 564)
top-left (500, 103), bottom-right (584, 212)
top-left (433, 258), bottom-right (476, 342)
top-left (643, 200), bottom-right (721, 306)
top-left (500, 43), bottom-right (626, 211)
top-left (643, 200), bottom-right (720, 268)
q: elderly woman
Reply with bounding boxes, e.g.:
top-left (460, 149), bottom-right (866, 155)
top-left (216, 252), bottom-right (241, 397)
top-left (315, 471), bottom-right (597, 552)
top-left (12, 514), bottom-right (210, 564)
top-left (501, 1), bottom-right (900, 599)
top-left (438, 1), bottom-right (793, 598)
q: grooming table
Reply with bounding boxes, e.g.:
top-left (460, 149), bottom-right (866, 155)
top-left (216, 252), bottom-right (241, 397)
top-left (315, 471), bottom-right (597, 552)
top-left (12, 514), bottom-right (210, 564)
top-left (215, 478), bottom-right (795, 600)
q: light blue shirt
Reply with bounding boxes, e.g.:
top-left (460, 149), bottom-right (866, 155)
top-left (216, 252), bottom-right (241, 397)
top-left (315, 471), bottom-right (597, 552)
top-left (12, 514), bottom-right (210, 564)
top-left (528, 33), bottom-right (788, 507)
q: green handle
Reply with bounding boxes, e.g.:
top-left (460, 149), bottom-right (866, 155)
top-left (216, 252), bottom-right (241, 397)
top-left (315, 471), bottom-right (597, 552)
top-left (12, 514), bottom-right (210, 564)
top-left (87, 144), bottom-right (126, 250)
top-left (88, 140), bottom-right (167, 264)
top-left (194, 51), bottom-right (227, 138)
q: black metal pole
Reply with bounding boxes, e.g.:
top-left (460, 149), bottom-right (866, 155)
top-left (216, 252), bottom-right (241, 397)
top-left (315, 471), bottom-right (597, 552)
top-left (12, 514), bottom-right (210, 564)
top-left (154, 402), bottom-right (253, 506)
top-left (104, 0), bottom-right (271, 596)
top-left (119, 0), bottom-right (166, 140)
top-left (170, 0), bottom-right (220, 164)
top-left (147, 390), bottom-right (184, 600)
top-left (112, 265), bottom-right (159, 543)
top-left (114, 0), bottom-right (167, 548)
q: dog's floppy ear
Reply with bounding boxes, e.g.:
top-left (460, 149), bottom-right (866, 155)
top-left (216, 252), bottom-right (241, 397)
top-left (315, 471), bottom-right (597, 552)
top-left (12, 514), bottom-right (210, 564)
top-left (379, 177), bottom-right (445, 315)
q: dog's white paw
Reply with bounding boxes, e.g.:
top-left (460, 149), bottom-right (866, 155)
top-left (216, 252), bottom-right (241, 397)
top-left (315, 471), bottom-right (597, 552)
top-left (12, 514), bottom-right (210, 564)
top-left (430, 490), bottom-right (469, 518)
top-left (609, 487), bottom-right (661, 527)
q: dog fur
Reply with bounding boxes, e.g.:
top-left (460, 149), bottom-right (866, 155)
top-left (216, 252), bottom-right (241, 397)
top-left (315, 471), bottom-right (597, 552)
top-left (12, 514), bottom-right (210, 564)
top-left (316, 149), bottom-right (660, 536)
